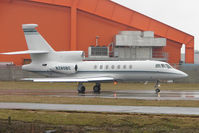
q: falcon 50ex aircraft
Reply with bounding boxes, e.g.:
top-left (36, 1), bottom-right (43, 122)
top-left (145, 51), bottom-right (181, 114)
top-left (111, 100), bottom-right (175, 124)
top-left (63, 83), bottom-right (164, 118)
top-left (1, 24), bottom-right (188, 93)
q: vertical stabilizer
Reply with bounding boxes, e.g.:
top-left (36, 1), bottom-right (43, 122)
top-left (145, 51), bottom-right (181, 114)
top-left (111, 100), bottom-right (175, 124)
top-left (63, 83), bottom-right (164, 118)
top-left (22, 24), bottom-right (54, 51)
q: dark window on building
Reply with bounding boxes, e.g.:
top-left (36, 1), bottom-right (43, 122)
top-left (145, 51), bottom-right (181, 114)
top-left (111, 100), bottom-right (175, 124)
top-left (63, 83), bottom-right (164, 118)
top-left (91, 47), bottom-right (108, 56)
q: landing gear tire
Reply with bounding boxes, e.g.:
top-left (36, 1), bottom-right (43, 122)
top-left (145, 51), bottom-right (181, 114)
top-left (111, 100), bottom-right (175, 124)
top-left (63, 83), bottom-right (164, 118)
top-left (93, 83), bottom-right (101, 93)
top-left (77, 83), bottom-right (86, 94)
top-left (154, 80), bottom-right (161, 94)
top-left (78, 86), bottom-right (85, 93)
top-left (155, 88), bottom-right (160, 94)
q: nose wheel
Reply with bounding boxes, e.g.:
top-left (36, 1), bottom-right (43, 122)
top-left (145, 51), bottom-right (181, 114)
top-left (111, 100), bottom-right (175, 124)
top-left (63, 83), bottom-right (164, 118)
top-left (93, 83), bottom-right (101, 93)
top-left (154, 80), bottom-right (160, 94)
top-left (155, 88), bottom-right (160, 94)
top-left (77, 83), bottom-right (85, 94)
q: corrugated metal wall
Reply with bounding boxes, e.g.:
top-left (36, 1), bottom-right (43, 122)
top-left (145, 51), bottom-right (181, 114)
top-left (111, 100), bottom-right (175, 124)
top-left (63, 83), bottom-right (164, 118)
top-left (0, 0), bottom-right (194, 65)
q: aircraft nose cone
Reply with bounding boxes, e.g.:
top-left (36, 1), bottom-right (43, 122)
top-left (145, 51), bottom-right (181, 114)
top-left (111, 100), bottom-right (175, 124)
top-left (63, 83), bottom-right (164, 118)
top-left (183, 72), bottom-right (188, 78)
top-left (179, 71), bottom-right (188, 78)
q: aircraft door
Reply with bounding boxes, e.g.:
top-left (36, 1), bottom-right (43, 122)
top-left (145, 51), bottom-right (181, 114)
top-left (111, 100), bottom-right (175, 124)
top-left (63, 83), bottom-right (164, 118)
top-left (75, 64), bottom-right (78, 72)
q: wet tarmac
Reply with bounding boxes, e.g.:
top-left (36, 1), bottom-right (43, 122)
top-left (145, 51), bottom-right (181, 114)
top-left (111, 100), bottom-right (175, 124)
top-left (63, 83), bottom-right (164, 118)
top-left (0, 102), bottom-right (199, 115)
top-left (0, 89), bottom-right (199, 100)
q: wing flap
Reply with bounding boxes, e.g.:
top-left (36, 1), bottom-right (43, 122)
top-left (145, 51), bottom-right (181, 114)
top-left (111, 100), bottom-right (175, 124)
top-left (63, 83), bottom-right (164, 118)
top-left (0, 50), bottom-right (49, 55)
top-left (85, 77), bottom-right (114, 82)
top-left (22, 77), bottom-right (114, 83)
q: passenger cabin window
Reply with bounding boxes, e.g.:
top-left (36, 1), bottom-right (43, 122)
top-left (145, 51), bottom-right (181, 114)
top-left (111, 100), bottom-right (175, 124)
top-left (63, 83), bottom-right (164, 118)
top-left (161, 64), bottom-right (166, 68)
top-left (155, 64), bottom-right (161, 68)
top-left (105, 65), bottom-right (109, 69)
top-left (117, 65), bottom-right (120, 69)
top-left (123, 65), bottom-right (126, 69)
top-left (129, 65), bottom-right (132, 69)
top-left (100, 65), bottom-right (103, 69)
top-left (111, 65), bottom-right (115, 69)
top-left (94, 65), bottom-right (97, 69)
top-left (42, 64), bottom-right (47, 66)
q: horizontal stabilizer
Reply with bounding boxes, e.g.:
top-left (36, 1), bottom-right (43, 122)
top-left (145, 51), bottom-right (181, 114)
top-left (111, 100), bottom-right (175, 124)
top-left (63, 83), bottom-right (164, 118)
top-left (22, 77), bottom-right (114, 83)
top-left (0, 50), bottom-right (49, 55)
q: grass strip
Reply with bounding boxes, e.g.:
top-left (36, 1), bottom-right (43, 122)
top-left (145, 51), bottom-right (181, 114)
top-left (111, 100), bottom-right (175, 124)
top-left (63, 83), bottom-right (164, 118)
top-left (0, 95), bottom-right (199, 107)
top-left (0, 109), bottom-right (199, 133)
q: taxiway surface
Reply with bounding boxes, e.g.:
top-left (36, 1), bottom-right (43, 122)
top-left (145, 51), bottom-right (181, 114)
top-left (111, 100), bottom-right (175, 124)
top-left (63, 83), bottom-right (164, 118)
top-left (0, 102), bottom-right (199, 115)
top-left (0, 89), bottom-right (199, 100)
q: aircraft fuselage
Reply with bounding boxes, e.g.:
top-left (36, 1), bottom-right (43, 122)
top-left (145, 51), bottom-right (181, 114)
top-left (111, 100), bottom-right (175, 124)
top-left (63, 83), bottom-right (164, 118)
top-left (22, 60), bottom-right (187, 82)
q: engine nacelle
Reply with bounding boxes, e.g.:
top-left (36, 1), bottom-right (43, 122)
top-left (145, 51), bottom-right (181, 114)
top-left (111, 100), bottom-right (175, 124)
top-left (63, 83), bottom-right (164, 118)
top-left (49, 63), bottom-right (78, 74)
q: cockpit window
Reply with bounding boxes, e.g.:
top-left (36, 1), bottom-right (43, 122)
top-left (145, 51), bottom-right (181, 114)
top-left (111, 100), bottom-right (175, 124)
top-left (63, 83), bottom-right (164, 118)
top-left (155, 64), bottom-right (161, 68)
top-left (166, 64), bottom-right (172, 69)
top-left (156, 64), bottom-right (172, 69)
top-left (161, 64), bottom-right (166, 68)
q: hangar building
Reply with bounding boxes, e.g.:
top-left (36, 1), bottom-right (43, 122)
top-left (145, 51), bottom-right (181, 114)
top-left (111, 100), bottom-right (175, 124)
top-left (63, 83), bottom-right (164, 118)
top-left (0, 0), bottom-right (194, 65)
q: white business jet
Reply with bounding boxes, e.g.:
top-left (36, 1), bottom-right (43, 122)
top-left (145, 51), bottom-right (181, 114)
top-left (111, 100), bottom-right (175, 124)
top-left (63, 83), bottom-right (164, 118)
top-left (1, 24), bottom-right (188, 93)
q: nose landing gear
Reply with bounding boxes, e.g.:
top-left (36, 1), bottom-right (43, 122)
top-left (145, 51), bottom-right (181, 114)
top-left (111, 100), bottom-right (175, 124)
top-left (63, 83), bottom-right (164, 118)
top-left (154, 80), bottom-right (160, 94)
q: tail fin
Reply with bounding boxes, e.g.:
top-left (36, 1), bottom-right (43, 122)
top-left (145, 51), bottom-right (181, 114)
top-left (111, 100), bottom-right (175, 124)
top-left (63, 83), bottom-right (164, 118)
top-left (1, 24), bottom-right (55, 63)
top-left (22, 24), bottom-right (54, 51)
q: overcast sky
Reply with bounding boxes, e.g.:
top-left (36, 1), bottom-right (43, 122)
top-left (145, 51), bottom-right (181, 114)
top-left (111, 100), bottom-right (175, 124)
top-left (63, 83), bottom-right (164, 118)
top-left (112, 0), bottom-right (198, 53)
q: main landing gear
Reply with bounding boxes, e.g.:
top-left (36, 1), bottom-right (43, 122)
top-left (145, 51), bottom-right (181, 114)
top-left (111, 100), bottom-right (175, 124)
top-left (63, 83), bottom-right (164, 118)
top-left (77, 83), bottom-right (101, 94)
top-left (93, 83), bottom-right (101, 94)
top-left (77, 83), bottom-right (86, 94)
top-left (154, 80), bottom-right (160, 94)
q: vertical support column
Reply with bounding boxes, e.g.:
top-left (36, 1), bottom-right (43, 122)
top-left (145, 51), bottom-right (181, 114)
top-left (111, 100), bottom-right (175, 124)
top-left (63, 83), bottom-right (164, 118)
top-left (70, 0), bottom-right (78, 50)
top-left (185, 39), bottom-right (194, 64)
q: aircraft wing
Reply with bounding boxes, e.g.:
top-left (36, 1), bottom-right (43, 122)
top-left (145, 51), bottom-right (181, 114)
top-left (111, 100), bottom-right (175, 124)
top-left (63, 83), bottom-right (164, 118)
top-left (22, 77), bottom-right (114, 83)
top-left (0, 50), bottom-right (49, 55)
